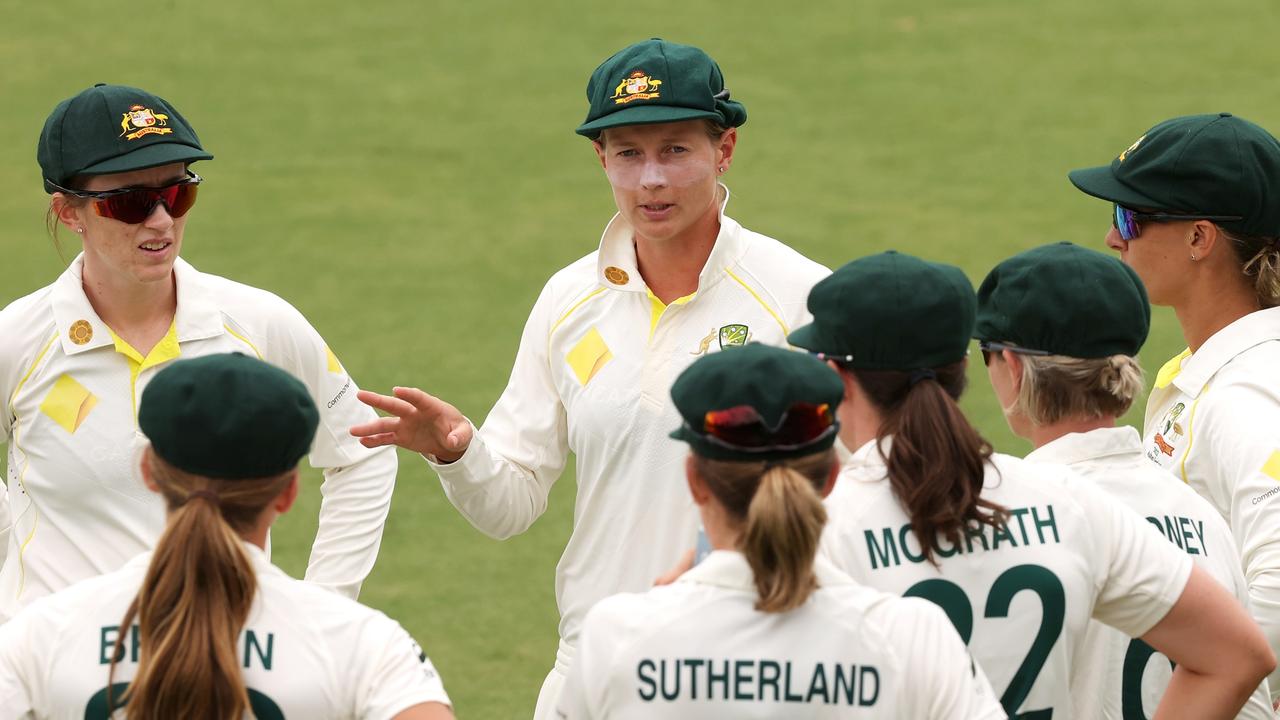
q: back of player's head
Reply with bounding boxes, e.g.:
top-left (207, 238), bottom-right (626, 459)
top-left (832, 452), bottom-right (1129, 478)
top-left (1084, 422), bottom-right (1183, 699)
top-left (671, 343), bottom-right (841, 612)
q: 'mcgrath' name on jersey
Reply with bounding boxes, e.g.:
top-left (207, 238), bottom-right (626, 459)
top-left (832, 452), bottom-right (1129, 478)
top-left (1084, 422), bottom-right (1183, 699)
top-left (863, 505), bottom-right (1060, 570)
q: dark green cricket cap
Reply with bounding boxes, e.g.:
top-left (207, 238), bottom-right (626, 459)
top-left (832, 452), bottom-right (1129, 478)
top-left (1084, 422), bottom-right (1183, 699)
top-left (38, 84), bottom-right (212, 193)
top-left (670, 343), bottom-right (843, 462)
top-left (1069, 113), bottom-right (1280, 237)
top-left (140, 353), bottom-right (319, 480)
top-left (788, 251), bottom-right (976, 371)
top-left (975, 242), bottom-right (1150, 358)
top-left (576, 38), bottom-right (747, 139)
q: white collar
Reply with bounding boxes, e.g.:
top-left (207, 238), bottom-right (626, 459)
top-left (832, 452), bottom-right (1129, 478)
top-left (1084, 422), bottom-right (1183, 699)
top-left (594, 183), bottom-right (744, 294)
top-left (679, 549), bottom-right (855, 592)
top-left (49, 254), bottom-right (225, 355)
top-left (1171, 306), bottom-right (1280, 397)
top-left (123, 540), bottom-right (285, 579)
top-left (1023, 426), bottom-right (1142, 467)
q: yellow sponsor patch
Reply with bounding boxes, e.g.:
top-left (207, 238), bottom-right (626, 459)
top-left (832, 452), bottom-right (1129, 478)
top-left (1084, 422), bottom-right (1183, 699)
top-left (1263, 450), bottom-right (1280, 482)
top-left (566, 327), bottom-right (613, 386)
top-left (325, 346), bottom-right (343, 374)
top-left (40, 374), bottom-right (98, 433)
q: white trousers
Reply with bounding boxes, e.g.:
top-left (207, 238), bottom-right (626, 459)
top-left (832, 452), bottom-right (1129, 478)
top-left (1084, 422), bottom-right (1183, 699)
top-left (532, 638), bottom-right (574, 720)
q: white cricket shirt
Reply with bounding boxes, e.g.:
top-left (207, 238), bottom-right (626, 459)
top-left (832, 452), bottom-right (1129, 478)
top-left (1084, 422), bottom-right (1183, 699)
top-left (819, 440), bottom-right (1194, 719)
top-left (1026, 426), bottom-right (1272, 719)
top-left (556, 550), bottom-right (1006, 719)
top-left (429, 188), bottom-right (829, 661)
top-left (1142, 306), bottom-right (1280, 700)
top-left (0, 255), bottom-right (396, 619)
top-left (0, 543), bottom-right (449, 719)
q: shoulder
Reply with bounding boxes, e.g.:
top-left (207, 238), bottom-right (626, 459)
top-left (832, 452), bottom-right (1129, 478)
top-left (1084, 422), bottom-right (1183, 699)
top-left (582, 585), bottom-right (686, 637)
top-left (0, 284), bottom-right (57, 363)
top-left (4, 560), bottom-right (143, 637)
top-left (191, 266), bottom-right (308, 324)
top-left (732, 224), bottom-right (831, 288)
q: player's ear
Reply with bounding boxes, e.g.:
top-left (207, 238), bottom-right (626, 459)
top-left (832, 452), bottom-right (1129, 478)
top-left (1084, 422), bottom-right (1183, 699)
top-left (686, 454), bottom-right (712, 506)
top-left (593, 136), bottom-right (608, 169)
top-left (140, 447), bottom-right (159, 493)
top-left (1003, 349), bottom-right (1024, 394)
top-left (273, 471), bottom-right (301, 514)
top-left (820, 456), bottom-right (839, 499)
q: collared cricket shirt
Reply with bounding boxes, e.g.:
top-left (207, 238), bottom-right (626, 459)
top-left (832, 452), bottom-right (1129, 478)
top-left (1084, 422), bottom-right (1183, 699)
top-left (819, 442), bottom-right (1193, 719)
top-left (1141, 305), bottom-right (1280, 699)
top-left (430, 191), bottom-right (830, 659)
top-left (0, 256), bottom-right (396, 620)
top-left (0, 543), bottom-right (450, 719)
top-left (1026, 426), bottom-right (1272, 720)
top-left (556, 551), bottom-right (1006, 719)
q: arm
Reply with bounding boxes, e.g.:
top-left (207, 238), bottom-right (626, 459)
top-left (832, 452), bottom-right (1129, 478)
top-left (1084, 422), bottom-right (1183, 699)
top-left (1144, 565), bottom-right (1275, 720)
top-left (262, 304), bottom-right (397, 599)
top-left (0, 611), bottom-right (39, 717)
top-left (354, 281), bottom-right (570, 540)
top-left (355, 617), bottom-right (453, 720)
top-left (391, 703), bottom-right (453, 720)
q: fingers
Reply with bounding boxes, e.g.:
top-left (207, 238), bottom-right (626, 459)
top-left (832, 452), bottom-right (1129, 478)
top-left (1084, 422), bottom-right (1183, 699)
top-left (653, 548), bottom-right (696, 586)
top-left (357, 389), bottom-right (418, 417)
top-left (392, 386), bottom-right (445, 413)
top-left (358, 433), bottom-right (400, 449)
top-left (350, 416), bottom-right (401, 438)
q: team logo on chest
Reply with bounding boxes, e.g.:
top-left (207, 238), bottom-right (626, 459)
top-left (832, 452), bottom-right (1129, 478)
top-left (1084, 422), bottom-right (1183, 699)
top-left (1151, 402), bottom-right (1187, 457)
top-left (718, 324), bottom-right (750, 349)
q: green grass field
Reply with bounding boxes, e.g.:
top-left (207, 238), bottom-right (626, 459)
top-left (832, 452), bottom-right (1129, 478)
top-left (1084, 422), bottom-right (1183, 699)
top-left (4, 0), bottom-right (1280, 715)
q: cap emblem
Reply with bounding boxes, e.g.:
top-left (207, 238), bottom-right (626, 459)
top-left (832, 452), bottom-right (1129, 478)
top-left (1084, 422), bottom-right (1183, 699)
top-left (611, 71), bottom-right (663, 105)
top-left (1118, 134), bottom-right (1146, 163)
top-left (119, 105), bottom-right (172, 141)
top-left (718, 324), bottom-right (749, 348)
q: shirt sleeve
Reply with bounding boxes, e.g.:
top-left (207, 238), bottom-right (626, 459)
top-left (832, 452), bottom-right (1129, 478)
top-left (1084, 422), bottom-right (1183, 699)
top-left (1197, 382), bottom-right (1280, 700)
top-left (352, 615), bottom-right (452, 720)
top-left (892, 598), bottom-right (1007, 720)
top-left (1079, 480), bottom-right (1195, 636)
top-left (0, 609), bottom-right (41, 719)
top-left (427, 280), bottom-right (569, 540)
top-left (260, 301), bottom-right (397, 600)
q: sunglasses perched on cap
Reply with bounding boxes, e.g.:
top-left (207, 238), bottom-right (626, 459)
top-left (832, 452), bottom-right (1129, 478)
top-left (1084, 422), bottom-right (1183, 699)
top-left (1112, 203), bottom-right (1242, 242)
top-left (48, 174), bottom-right (202, 225)
top-left (978, 340), bottom-right (1051, 367)
top-left (696, 401), bottom-right (836, 453)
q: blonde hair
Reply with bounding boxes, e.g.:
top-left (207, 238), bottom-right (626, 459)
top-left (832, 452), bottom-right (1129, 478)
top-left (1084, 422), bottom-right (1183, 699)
top-left (107, 448), bottom-right (293, 720)
top-left (692, 450), bottom-right (833, 613)
top-left (1223, 227), bottom-right (1280, 308)
top-left (596, 119), bottom-right (730, 147)
top-left (1015, 353), bottom-right (1145, 426)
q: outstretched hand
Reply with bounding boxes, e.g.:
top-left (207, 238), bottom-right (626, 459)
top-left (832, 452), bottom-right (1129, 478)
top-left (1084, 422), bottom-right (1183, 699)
top-left (351, 387), bottom-right (473, 462)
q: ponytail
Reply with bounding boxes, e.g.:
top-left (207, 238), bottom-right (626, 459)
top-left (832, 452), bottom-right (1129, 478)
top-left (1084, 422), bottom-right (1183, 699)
top-left (693, 450), bottom-right (834, 613)
top-left (1223, 227), bottom-right (1280, 308)
top-left (850, 362), bottom-right (1006, 566)
top-left (108, 449), bottom-right (292, 719)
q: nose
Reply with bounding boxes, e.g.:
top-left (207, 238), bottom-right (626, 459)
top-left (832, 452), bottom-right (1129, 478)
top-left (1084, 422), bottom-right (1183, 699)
top-left (143, 202), bottom-right (175, 230)
top-left (639, 159), bottom-right (668, 190)
top-left (1104, 226), bottom-right (1128, 253)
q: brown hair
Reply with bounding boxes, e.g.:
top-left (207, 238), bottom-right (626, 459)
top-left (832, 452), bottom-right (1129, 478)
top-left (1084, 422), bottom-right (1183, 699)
top-left (45, 190), bottom-right (86, 263)
top-left (1222, 226), bottom-right (1280, 307)
top-left (693, 449), bottom-right (834, 613)
top-left (847, 362), bottom-right (1007, 565)
top-left (1015, 353), bottom-right (1145, 425)
top-left (107, 448), bottom-right (293, 720)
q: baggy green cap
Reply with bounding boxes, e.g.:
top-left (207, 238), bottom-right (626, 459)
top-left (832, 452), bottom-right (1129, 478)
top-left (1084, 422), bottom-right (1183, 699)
top-left (1068, 113), bottom-right (1280, 237)
top-left (139, 353), bottom-right (319, 480)
top-left (788, 251), bottom-right (976, 371)
top-left (576, 38), bottom-right (747, 139)
top-left (37, 84), bottom-right (212, 193)
top-left (975, 242), bottom-right (1150, 358)
top-left (670, 343), bottom-right (843, 462)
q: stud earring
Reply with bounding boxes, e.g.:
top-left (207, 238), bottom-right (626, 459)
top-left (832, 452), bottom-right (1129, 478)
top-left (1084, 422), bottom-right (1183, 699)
top-left (1190, 254), bottom-right (1198, 261)
top-left (76, 227), bottom-right (84, 234)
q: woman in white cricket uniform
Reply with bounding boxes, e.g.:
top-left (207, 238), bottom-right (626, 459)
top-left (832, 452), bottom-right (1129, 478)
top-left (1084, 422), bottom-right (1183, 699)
top-left (976, 241), bottom-right (1272, 719)
top-left (797, 251), bottom-right (1274, 719)
top-left (1069, 113), bottom-right (1280, 701)
top-left (0, 84), bottom-right (395, 620)
top-left (557, 343), bottom-right (1005, 719)
top-left (0, 353), bottom-right (450, 720)
top-left (353, 39), bottom-right (828, 716)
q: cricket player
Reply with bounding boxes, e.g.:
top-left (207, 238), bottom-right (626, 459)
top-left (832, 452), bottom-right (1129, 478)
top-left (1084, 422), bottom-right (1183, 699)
top-left (557, 343), bottom-right (1005, 719)
top-left (0, 84), bottom-right (396, 621)
top-left (976, 241), bottom-right (1272, 718)
top-left (1069, 113), bottom-right (1280, 701)
top-left (800, 251), bottom-right (1274, 719)
top-left (0, 354), bottom-right (450, 719)
top-left (353, 39), bottom-right (829, 717)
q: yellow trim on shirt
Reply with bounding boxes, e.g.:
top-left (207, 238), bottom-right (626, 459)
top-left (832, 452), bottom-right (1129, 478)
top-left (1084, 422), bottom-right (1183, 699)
top-left (1179, 381), bottom-right (1211, 485)
top-left (9, 332), bottom-right (58, 600)
top-left (725, 268), bottom-right (789, 336)
top-left (646, 288), bottom-right (696, 340)
top-left (223, 324), bottom-right (263, 359)
top-left (9, 333), bottom-right (58, 410)
top-left (1154, 348), bottom-right (1192, 390)
top-left (107, 321), bottom-right (181, 421)
top-left (550, 287), bottom-right (608, 339)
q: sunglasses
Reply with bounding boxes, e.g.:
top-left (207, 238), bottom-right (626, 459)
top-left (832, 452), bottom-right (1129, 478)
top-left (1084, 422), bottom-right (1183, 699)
top-left (978, 340), bottom-right (1052, 367)
top-left (50, 174), bottom-right (202, 225)
top-left (1111, 203), bottom-right (1242, 242)
top-left (697, 401), bottom-right (837, 453)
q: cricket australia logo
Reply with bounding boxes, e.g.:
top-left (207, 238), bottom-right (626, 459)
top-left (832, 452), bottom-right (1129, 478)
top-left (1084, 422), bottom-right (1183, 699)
top-left (611, 71), bottom-right (663, 105)
top-left (119, 105), bottom-right (172, 141)
top-left (1118, 134), bottom-right (1146, 163)
top-left (1151, 402), bottom-right (1186, 458)
top-left (718, 324), bottom-right (749, 349)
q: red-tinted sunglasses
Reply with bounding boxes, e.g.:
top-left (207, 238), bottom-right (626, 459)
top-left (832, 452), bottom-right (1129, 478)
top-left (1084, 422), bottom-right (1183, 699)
top-left (50, 174), bottom-right (202, 224)
top-left (700, 401), bottom-right (836, 453)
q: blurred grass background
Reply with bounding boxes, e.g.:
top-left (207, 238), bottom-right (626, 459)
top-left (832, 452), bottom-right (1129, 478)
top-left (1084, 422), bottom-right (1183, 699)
top-left (3, 0), bottom-right (1279, 715)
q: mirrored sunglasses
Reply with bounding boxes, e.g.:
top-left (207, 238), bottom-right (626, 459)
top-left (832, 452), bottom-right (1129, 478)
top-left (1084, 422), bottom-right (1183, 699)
top-left (697, 401), bottom-right (836, 453)
top-left (1111, 203), bottom-right (1242, 242)
top-left (50, 174), bottom-right (202, 225)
